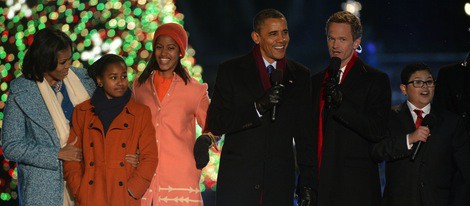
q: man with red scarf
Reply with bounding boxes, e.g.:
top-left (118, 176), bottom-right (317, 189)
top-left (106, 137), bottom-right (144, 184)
top-left (311, 11), bottom-right (391, 206)
top-left (207, 8), bottom-right (316, 206)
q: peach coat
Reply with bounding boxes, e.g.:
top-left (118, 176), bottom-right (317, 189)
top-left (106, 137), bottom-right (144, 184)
top-left (63, 98), bottom-right (158, 206)
top-left (133, 72), bottom-right (210, 206)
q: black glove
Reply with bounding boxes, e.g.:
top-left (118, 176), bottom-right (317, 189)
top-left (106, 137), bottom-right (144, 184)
top-left (298, 187), bottom-right (317, 206)
top-left (324, 77), bottom-right (342, 109)
top-left (255, 84), bottom-right (284, 114)
top-left (193, 134), bottom-right (212, 169)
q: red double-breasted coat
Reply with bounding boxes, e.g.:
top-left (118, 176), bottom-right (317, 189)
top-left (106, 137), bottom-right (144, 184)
top-left (64, 98), bottom-right (158, 206)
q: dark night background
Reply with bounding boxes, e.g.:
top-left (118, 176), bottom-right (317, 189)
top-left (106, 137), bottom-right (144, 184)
top-left (176, 0), bottom-right (469, 105)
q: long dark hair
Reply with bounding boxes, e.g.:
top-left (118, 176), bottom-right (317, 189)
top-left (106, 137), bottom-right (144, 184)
top-left (136, 43), bottom-right (190, 86)
top-left (22, 27), bottom-right (73, 82)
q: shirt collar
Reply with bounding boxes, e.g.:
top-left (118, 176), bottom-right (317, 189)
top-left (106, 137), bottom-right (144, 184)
top-left (262, 57), bottom-right (277, 69)
top-left (406, 100), bottom-right (431, 117)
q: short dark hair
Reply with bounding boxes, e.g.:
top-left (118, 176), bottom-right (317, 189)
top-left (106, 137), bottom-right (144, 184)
top-left (22, 27), bottom-right (73, 82)
top-left (400, 63), bottom-right (433, 84)
top-left (326, 11), bottom-right (362, 40)
top-left (88, 54), bottom-right (127, 85)
top-left (253, 8), bottom-right (286, 32)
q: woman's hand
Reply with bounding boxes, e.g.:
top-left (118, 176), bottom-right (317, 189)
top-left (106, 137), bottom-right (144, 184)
top-left (126, 149), bottom-right (140, 168)
top-left (58, 137), bottom-right (82, 161)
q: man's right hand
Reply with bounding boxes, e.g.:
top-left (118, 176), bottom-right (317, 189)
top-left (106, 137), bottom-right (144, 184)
top-left (409, 126), bottom-right (430, 144)
top-left (193, 134), bottom-right (212, 169)
top-left (324, 77), bottom-right (342, 109)
top-left (255, 84), bottom-right (284, 114)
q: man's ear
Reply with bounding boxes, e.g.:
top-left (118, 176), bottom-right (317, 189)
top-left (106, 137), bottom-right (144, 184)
top-left (251, 31), bottom-right (260, 44)
top-left (400, 84), bottom-right (407, 95)
top-left (353, 38), bottom-right (361, 49)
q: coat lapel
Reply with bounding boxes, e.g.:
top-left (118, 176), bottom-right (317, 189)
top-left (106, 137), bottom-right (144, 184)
top-left (242, 54), bottom-right (265, 99)
top-left (340, 58), bottom-right (366, 93)
top-left (14, 82), bottom-right (59, 146)
top-left (283, 61), bottom-right (297, 87)
top-left (419, 105), bottom-right (443, 161)
top-left (396, 103), bottom-right (416, 133)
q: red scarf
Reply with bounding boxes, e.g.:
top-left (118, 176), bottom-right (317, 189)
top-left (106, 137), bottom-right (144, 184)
top-left (317, 51), bottom-right (358, 170)
top-left (252, 44), bottom-right (286, 90)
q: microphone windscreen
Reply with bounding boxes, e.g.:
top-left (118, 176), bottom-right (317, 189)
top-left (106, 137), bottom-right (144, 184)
top-left (422, 113), bottom-right (436, 129)
top-left (329, 57), bottom-right (341, 74)
top-left (271, 69), bottom-right (283, 84)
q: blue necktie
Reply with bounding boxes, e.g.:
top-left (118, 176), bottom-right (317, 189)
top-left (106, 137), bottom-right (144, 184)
top-left (267, 65), bottom-right (274, 75)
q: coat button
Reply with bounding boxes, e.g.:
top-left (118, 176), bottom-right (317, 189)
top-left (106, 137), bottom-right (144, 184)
top-left (89, 162), bottom-right (94, 166)
top-left (124, 123), bottom-right (128, 127)
top-left (89, 123), bottom-right (93, 127)
top-left (119, 181), bottom-right (123, 186)
top-left (420, 182), bottom-right (425, 187)
top-left (90, 142), bottom-right (94, 147)
top-left (254, 184), bottom-right (260, 190)
top-left (89, 180), bottom-right (94, 185)
top-left (120, 162), bottom-right (124, 167)
top-left (122, 143), bottom-right (126, 148)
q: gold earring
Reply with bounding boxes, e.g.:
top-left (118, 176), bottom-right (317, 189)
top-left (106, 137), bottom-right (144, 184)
top-left (98, 83), bottom-right (103, 87)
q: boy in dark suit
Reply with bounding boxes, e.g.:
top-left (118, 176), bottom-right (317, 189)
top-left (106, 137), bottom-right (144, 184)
top-left (373, 63), bottom-right (470, 206)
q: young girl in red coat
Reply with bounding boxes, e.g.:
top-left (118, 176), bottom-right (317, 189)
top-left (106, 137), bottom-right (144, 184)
top-left (63, 54), bottom-right (158, 206)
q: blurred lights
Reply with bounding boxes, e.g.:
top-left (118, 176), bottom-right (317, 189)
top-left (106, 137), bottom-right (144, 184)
top-left (342, 0), bottom-right (362, 17)
top-left (465, 3), bottom-right (470, 16)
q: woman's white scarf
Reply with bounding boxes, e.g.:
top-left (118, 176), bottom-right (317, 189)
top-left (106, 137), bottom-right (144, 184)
top-left (37, 69), bottom-right (90, 206)
top-left (37, 69), bottom-right (90, 147)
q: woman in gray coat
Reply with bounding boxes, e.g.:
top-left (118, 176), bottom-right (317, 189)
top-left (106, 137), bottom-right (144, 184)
top-left (1, 27), bottom-right (95, 205)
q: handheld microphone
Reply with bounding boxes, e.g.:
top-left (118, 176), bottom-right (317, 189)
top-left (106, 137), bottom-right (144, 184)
top-left (271, 69), bottom-right (283, 121)
top-left (326, 57), bottom-right (341, 105)
top-left (411, 113), bottom-right (436, 161)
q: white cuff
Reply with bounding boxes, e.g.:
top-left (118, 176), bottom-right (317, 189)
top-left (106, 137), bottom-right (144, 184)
top-left (406, 134), bottom-right (413, 150)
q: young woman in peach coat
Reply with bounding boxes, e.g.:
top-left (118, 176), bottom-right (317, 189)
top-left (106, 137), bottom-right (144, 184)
top-left (133, 23), bottom-right (211, 206)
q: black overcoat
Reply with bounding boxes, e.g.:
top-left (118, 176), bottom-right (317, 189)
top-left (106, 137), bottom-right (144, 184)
top-left (207, 52), bottom-right (316, 206)
top-left (311, 57), bottom-right (391, 206)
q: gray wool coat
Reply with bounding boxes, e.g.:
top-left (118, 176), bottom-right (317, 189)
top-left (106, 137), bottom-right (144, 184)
top-left (1, 67), bottom-right (95, 206)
